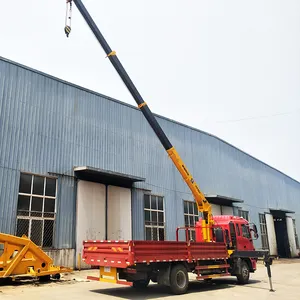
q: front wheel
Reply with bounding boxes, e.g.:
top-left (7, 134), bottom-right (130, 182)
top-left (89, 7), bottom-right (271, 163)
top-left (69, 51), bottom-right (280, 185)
top-left (169, 264), bottom-right (189, 295)
top-left (236, 261), bottom-right (250, 284)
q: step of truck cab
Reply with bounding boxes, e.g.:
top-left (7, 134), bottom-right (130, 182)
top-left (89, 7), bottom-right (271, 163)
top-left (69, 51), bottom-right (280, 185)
top-left (195, 263), bottom-right (230, 281)
top-left (195, 264), bottom-right (230, 270)
top-left (196, 273), bottom-right (231, 280)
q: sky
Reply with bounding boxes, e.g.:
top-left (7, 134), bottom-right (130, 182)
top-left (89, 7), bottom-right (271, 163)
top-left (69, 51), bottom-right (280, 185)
top-left (0, 0), bottom-right (299, 181)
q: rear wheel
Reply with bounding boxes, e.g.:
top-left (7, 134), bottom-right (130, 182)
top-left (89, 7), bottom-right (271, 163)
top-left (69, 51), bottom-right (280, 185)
top-left (169, 264), bottom-right (189, 295)
top-left (236, 261), bottom-right (250, 284)
top-left (132, 278), bottom-right (150, 289)
top-left (204, 278), bottom-right (213, 284)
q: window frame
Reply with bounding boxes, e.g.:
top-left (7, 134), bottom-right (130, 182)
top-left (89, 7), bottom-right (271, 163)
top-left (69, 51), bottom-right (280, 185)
top-left (259, 213), bottom-right (269, 250)
top-left (241, 224), bottom-right (251, 239)
top-left (238, 209), bottom-right (249, 221)
top-left (144, 193), bottom-right (165, 241)
top-left (183, 200), bottom-right (200, 241)
top-left (236, 223), bottom-right (241, 236)
top-left (16, 172), bottom-right (57, 249)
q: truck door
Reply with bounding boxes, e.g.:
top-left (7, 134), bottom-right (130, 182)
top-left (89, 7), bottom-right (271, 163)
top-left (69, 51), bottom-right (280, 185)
top-left (265, 213), bottom-right (278, 256)
top-left (237, 223), bottom-right (255, 251)
top-left (229, 222), bottom-right (237, 249)
top-left (286, 216), bottom-right (297, 257)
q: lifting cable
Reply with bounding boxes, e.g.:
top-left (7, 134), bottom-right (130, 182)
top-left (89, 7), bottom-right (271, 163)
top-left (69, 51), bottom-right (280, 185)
top-left (65, 0), bottom-right (73, 37)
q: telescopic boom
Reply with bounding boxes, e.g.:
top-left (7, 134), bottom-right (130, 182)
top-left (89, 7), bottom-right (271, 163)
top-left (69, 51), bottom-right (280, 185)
top-left (65, 0), bottom-right (214, 241)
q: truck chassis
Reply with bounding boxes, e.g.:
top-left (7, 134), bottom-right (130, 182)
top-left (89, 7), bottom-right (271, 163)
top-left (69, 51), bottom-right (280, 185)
top-left (82, 236), bottom-right (266, 294)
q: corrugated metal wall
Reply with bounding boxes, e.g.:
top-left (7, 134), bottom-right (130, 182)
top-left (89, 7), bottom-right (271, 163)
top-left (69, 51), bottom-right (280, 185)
top-left (55, 176), bottom-right (76, 248)
top-left (1, 57), bottom-right (300, 250)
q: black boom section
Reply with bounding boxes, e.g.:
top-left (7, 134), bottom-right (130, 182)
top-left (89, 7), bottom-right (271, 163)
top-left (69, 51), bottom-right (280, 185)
top-left (72, 0), bottom-right (173, 151)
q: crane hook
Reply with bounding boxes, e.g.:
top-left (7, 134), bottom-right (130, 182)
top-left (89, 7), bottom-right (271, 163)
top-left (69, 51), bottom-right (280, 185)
top-left (65, 0), bottom-right (73, 37)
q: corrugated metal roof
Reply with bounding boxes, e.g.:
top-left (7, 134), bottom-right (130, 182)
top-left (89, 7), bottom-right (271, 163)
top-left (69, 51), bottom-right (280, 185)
top-left (0, 55), bottom-right (298, 184)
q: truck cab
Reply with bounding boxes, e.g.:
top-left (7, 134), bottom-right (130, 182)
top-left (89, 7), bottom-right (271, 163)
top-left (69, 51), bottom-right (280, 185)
top-left (196, 215), bottom-right (258, 251)
top-left (196, 215), bottom-right (259, 279)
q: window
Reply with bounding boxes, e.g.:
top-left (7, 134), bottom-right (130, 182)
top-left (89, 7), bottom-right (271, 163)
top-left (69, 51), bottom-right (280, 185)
top-left (224, 229), bottom-right (230, 245)
top-left (183, 200), bottom-right (199, 241)
top-left (144, 194), bottom-right (165, 241)
top-left (229, 222), bottom-right (237, 248)
top-left (236, 223), bottom-right (241, 236)
top-left (16, 173), bottom-right (57, 248)
top-left (238, 210), bottom-right (249, 221)
top-left (241, 224), bottom-right (251, 239)
top-left (259, 213), bottom-right (269, 249)
top-left (293, 219), bottom-right (299, 249)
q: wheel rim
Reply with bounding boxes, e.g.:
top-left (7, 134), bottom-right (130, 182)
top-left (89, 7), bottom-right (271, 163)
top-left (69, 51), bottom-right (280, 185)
top-left (242, 266), bottom-right (249, 278)
top-left (176, 270), bottom-right (187, 288)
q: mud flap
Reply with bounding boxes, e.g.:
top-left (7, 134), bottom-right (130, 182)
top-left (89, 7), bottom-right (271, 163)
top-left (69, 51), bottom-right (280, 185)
top-left (99, 266), bottom-right (117, 283)
top-left (157, 264), bottom-right (171, 286)
top-left (230, 257), bottom-right (242, 276)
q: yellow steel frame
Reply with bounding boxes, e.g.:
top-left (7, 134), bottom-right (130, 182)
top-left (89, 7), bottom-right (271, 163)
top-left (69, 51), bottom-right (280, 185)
top-left (167, 147), bottom-right (214, 241)
top-left (0, 233), bottom-right (72, 279)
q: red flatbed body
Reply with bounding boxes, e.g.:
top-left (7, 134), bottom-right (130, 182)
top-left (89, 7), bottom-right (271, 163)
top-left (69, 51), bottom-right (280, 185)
top-left (82, 240), bottom-right (228, 269)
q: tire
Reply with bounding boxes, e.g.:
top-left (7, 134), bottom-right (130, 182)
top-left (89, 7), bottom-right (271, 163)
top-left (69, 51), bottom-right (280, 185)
top-left (39, 275), bottom-right (51, 282)
top-left (52, 273), bottom-right (61, 280)
top-left (204, 278), bottom-right (213, 284)
top-left (0, 277), bottom-right (12, 285)
top-left (132, 278), bottom-right (150, 289)
top-left (236, 261), bottom-right (250, 284)
top-left (169, 264), bottom-right (189, 295)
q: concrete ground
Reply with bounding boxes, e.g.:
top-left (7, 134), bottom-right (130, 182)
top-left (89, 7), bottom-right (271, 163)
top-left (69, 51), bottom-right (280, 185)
top-left (0, 259), bottom-right (299, 300)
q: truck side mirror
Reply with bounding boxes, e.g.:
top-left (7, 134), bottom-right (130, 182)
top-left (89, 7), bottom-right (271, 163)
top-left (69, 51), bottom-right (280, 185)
top-left (251, 230), bottom-right (259, 240)
top-left (252, 224), bottom-right (258, 234)
top-left (250, 224), bottom-right (259, 240)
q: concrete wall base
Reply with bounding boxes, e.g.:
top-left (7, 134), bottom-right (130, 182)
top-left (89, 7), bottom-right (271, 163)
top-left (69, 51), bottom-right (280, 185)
top-left (44, 248), bottom-right (75, 269)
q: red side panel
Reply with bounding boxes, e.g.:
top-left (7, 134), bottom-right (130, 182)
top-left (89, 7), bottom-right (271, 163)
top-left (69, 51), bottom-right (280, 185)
top-left (132, 241), bottom-right (189, 263)
top-left (83, 240), bottom-right (228, 268)
top-left (83, 240), bottom-right (133, 268)
top-left (189, 242), bottom-right (228, 260)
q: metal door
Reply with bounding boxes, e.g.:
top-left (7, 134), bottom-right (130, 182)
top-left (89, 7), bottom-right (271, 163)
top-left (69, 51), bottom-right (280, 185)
top-left (265, 213), bottom-right (277, 256)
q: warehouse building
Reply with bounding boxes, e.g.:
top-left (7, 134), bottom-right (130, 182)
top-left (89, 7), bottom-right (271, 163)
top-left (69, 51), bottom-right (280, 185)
top-left (0, 56), bottom-right (299, 268)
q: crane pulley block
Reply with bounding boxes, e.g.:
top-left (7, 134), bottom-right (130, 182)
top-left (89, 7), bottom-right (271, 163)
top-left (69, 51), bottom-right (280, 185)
top-left (65, 0), bottom-right (73, 37)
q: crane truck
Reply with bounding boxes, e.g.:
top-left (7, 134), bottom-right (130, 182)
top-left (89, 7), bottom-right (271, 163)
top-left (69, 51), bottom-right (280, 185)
top-left (64, 0), bottom-right (274, 295)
